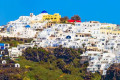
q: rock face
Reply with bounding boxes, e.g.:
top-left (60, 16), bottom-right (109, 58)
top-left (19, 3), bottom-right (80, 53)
top-left (102, 64), bottom-right (120, 80)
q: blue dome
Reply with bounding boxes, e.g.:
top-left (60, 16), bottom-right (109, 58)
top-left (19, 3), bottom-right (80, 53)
top-left (0, 43), bottom-right (5, 50)
top-left (25, 25), bottom-right (30, 28)
top-left (0, 43), bottom-right (4, 46)
top-left (41, 10), bottom-right (48, 13)
top-left (66, 36), bottom-right (71, 39)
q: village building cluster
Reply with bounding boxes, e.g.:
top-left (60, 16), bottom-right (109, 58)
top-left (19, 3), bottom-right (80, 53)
top-left (0, 10), bottom-right (120, 75)
top-left (0, 43), bottom-right (20, 68)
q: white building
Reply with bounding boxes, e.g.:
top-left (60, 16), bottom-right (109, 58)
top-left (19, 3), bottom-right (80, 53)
top-left (8, 47), bottom-right (22, 59)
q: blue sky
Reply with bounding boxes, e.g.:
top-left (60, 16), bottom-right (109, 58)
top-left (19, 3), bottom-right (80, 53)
top-left (0, 0), bottom-right (120, 25)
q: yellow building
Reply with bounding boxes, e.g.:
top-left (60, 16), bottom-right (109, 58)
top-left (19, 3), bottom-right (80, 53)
top-left (100, 29), bottom-right (120, 35)
top-left (42, 13), bottom-right (61, 22)
top-left (100, 23), bottom-right (120, 35)
top-left (30, 20), bottom-right (41, 24)
top-left (101, 23), bottom-right (117, 29)
top-left (87, 46), bottom-right (102, 52)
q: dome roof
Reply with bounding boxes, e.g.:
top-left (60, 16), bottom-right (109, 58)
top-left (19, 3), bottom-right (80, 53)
top-left (41, 10), bottom-right (48, 13)
top-left (0, 43), bottom-right (5, 46)
top-left (25, 25), bottom-right (30, 28)
top-left (66, 35), bottom-right (71, 39)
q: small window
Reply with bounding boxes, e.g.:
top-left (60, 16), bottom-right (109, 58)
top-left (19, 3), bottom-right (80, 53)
top-left (78, 24), bottom-right (80, 26)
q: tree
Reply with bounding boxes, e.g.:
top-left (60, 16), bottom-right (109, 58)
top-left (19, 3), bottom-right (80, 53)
top-left (60, 16), bottom-right (69, 23)
top-left (71, 15), bottom-right (81, 20)
top-left (23, 77), bottom-right (30, 80)
top-left (73, 58), bottom-right (80, 67)
top-left (82, 43), bottom-right (86, 48)
top-left (64, 16), bottom-right (69, 21)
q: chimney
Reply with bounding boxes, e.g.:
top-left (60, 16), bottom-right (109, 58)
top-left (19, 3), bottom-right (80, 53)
top-left (30, 13), bottom-right (33, 17)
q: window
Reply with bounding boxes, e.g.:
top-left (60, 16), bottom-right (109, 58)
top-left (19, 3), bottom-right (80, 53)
top-left (78, 24), bottom-right (80, 26)
top-left (111, 43), bottom-right (114, 45)
top-left (102, 39), bottom-right (105, 41)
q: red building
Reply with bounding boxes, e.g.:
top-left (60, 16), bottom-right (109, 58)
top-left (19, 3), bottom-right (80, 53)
top-left (68, 19), bottom-right (81, 23)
